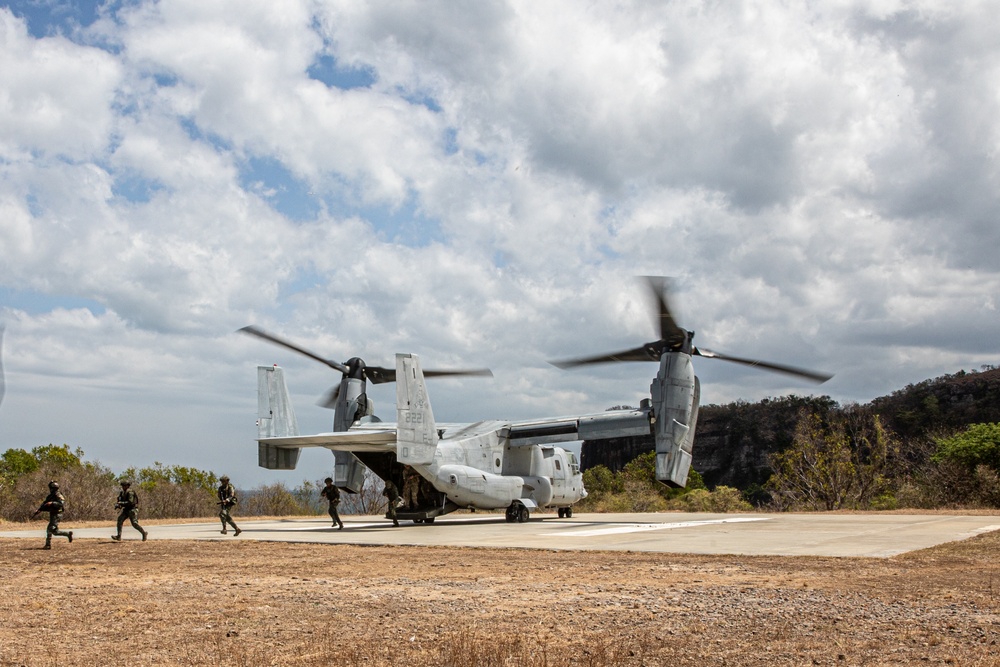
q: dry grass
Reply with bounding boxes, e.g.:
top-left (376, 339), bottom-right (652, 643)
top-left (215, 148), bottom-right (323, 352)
top-left (1, 524), bottom-right (998, 666)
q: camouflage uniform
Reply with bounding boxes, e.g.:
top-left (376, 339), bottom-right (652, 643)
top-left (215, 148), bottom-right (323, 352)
top-left (36, 482), bottom-right (72, 549)
top-left (217, 477), bottom-right (241, 536)
top-left (320, 478), bottom-right (344, 529)
top-left (382, 479), bottom-right (400, 527)
top-left (402, 466), bottom-right (421, 510)
top-left (112, 482), bottom-right (148, 541)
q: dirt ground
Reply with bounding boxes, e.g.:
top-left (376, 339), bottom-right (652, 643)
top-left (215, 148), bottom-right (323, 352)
top-left (0, 520), bottom-right (998, 667)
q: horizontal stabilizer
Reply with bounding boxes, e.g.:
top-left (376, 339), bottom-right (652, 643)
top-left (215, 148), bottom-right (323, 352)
top-left (259, 429), bottom-right (397, 449)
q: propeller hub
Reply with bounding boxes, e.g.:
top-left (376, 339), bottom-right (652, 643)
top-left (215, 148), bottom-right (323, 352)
top-left (345, 357), bottom-right (366, 380)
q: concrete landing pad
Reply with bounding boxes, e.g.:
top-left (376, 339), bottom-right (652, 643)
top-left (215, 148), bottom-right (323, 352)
top-left (4, 512), bottom-right (998, 557)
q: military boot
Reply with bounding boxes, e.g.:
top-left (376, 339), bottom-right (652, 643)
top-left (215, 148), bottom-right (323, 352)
top-left (68, 532), bottom-right (73, 543)
top-left (141, 531), bottom-right (148, 541)
top-left (111, 534), bottom-right (121, 541)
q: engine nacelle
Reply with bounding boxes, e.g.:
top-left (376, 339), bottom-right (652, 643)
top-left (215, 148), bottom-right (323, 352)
top-left (650, 351), bottom-right (700, 487)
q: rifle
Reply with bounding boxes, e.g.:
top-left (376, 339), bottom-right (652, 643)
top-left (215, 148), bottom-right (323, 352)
top-left (36, 501), bottom-right (63, 515)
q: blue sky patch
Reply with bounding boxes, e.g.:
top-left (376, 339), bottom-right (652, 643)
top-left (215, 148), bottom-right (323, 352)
top-left (307, 54), bottom-right (376, 90)
top-left (0, 287), bottom-right (107, 317)
top-left (354, 195), bottom-right (443, 247)
top-left (179, 118), bottom-right (232, 153)
top-left (7, 0), bottom-right (105, 39)
top-left (112, 171), bottom-right (164, 204)
top-left (399, 88), bottom-right (442, 113)
top-left (239, 155), bottom-right (320, 221)
top-left (442, 127), bottom-right (459, 156)
top-left (237, 155), bottom-right (445, 246)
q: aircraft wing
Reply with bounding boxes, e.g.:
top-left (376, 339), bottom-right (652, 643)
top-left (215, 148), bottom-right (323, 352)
top-left (259, 427), bottom-right (397, 452)
top-left (505, 407), bottom-right (652, 445)
top-left (258, 407), bottom-right (654, 453)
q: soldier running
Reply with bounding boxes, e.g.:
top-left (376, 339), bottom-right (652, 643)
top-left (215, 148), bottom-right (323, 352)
top-left (217, 475), bottom-right (241, 536)
top-left (111, 480), bottom-right (148, 542)
top-left (320, 477), bottom-right (344, 530)
top-left (382, 478), bottom-right (400, 527)
top-left (33, 480), bottom-right (73, 549)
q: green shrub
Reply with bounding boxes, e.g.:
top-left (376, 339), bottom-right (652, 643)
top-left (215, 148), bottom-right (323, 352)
top-left (933, 423), bottom-right (1000, 471)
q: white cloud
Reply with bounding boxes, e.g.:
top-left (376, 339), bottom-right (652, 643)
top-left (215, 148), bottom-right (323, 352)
top-left (0, 8), bottom-right (121, 160)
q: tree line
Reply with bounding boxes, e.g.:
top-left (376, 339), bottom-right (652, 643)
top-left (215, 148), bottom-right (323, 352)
top-left (0, 445), bottom-right (393, 523)
top-left (582, 408), bottom-right (1000, 512)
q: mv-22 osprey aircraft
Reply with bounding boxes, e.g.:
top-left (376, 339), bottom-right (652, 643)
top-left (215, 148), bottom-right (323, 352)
top-left (240, 278), bottom-right (831, 525)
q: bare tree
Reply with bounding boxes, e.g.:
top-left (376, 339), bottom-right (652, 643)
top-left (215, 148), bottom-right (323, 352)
top-left (767, 408), bottom-right (897, 511)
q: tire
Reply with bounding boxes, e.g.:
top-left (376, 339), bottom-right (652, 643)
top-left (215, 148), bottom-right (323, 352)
top-left (517, 505), bottom-right (529, 523)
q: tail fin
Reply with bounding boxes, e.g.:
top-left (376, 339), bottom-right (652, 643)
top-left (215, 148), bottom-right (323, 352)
top-left (257, 365), bottom-right (301, 470)
top-left (395, 353), bottom-right (438, 465)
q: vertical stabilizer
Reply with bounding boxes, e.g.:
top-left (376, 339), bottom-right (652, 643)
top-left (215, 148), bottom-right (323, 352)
top-left (257, 365), bottom-right (301, 470)
top-left (396, 353), bottom-right (438, 465)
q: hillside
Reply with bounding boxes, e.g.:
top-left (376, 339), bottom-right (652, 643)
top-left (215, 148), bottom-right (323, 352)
top-left (581, 366), bottom-right (1000, 490)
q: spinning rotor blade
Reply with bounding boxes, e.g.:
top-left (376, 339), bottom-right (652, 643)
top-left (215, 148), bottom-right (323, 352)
top-left (364, 365), bottom-right (395, 384)
top-left (363, 366), bottom-right (495, 384)
top-left (550, 277), bottom-right (685, 369)
top-left (550, 345), bottom-right (658, 369)
top-left (549, 276), bottom-right (832, 384)
top-left (317, 385), bottom-right (340, 409)
top-left (643, 276), bottom-right (686, 346)
top-left (240, 325), bottom-right (493, 404)
top-left (238, 326), bottom-right (349, 373)
top-left (314, 366), bottom-right (492, 409)
top-left (694, 348), bottom-right (832, 384)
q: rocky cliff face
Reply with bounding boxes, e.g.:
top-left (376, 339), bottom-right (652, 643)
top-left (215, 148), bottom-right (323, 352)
top-left (581, 367), bottom-right (1000, 490)
top-left (582, 395), bottom-right (834, 489)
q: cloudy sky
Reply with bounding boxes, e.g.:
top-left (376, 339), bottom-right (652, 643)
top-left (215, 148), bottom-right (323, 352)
top-left (1, 0), bottom-right (998, 486)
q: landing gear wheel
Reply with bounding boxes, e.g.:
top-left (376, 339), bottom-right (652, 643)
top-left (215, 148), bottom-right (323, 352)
top-left (505, 505), bottom-right (517, 522)
top-left (565, 507), bottom-right (573, 518)
top-left (517, 505), bottom-right (529, 523)
top-left (558, 508), bottom-right (565, 518)
top-left (425, 517), bottom-right (435, 524)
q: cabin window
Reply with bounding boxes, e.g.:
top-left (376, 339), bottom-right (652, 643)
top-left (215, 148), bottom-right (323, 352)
top-left (554, 459), bottom-right (562, 471)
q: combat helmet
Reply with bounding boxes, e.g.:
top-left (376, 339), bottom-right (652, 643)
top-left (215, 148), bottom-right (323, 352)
top-left (48, 480), bottom-right (59, 490)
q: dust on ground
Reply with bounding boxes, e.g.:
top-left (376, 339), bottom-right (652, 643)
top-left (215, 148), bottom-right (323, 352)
top-left (1, 523), bottom-right (998, 666)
